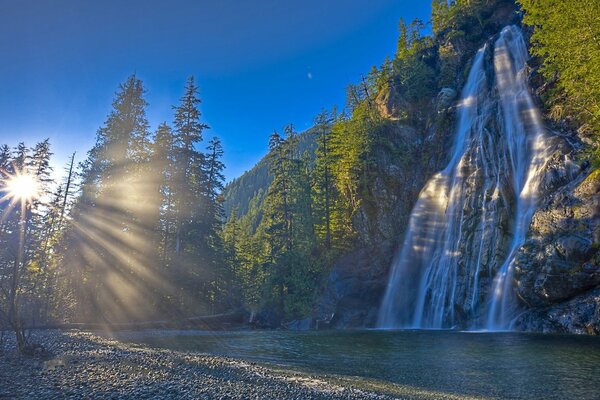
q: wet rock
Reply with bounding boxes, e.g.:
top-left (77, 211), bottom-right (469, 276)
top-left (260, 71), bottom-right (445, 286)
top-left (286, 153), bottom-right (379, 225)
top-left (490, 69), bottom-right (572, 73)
top-left (283, 318), bottom-right (313, 331)
top-left (555, 235), bottom-right (594, 261)
top-left (436, 87), bottom-right (457, 112)
top-left (514, 168), bottom-right (600, 331)
top-left (249, 308), bottom-right (281, 329)
top-left (313, 241), bottom-right (395, 328)
top-left (538, 144), bottom-right (581, 193)
top-left (515, 288), bottom-right (600, 334)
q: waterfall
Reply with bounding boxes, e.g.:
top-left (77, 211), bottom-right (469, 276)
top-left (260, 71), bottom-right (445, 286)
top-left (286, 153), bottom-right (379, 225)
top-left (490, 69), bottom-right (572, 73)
top-left (377, 26), bottom-right (552, 330)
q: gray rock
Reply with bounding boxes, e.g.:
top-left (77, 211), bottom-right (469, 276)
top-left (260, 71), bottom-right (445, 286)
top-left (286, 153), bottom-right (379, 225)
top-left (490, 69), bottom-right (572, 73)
top-left (514, 167), bottom-right (600, 331)
top-left (283, 318), bottom-right (313, 331)
top-left (374, 84), bottom-right (405, 120)
top-left (514, 288), bottom-right (600, 334)
top-left (436, 87), bottom-right (457, 112)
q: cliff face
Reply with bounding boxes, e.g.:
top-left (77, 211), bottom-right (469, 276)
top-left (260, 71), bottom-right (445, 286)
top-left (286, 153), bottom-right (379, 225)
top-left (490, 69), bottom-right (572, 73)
top-left (317, 112), bottom-right (598, 334)
top-left (312, 86), bottom-right (469, 327)
top-left (315, 24), bottom-right (600, 332)
top-left (514, 168), bottom-right (600, 333)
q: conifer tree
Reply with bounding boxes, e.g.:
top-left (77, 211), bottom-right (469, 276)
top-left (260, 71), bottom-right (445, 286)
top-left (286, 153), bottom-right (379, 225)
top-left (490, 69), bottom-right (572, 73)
top-left (172, 76), bottom-right (209, 257)
top-left (152, 123), bottom-right (177, 264)
top-left (312, 110), bottom-right (336, 249)
top-left (65, 74), bottom-right (154, 322)
top-left (518, 0), bottom-right (600, 164)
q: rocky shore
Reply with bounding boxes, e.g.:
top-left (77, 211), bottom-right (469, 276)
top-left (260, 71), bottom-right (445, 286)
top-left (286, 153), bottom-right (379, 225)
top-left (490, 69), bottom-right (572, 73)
top-left (0, 330), bottom-right (403, 400)
top-left (2, 330), bottom-right (497, 400)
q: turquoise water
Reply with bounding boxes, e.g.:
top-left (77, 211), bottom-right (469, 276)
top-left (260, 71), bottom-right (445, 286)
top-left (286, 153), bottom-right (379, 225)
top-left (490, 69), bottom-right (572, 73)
top-left (118, 329), bottom-right (600, 399)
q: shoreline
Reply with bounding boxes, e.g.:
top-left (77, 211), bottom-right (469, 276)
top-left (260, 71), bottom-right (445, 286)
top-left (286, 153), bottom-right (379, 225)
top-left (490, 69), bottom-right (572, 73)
top-left (0, 330), bottom-right (498, 400)
top-left (5, 329), bottom-right (595, 399)
top-left (0, 329), bottom-right (441, 400)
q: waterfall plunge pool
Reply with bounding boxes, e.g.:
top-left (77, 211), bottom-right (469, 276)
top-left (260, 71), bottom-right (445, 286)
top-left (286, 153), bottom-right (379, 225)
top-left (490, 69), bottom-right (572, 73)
top-left (113, 329), bottom-right (600, 399)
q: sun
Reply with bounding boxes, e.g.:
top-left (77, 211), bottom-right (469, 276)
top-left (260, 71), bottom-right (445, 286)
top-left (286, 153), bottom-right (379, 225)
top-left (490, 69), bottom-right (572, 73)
top-left (4, 172), bottom-right (40, 203)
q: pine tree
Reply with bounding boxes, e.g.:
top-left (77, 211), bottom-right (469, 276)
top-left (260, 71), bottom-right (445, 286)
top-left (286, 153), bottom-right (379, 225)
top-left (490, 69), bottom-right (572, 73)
top-left (518, 0), bottom-right (600, 164)
top-left (202, 137), bottom-right (227, 310)
top-left (221, 208), bottom-right (241, 308)
top-left (259, 125), bottom-right (319, 318)
top-left (65, 75), bottom-right (155, 323)
top-left (152, 123), bottom-right (177, 264)
top-left (169, 75), bottom-right (223, 315)
top-left (264, 130), bottom-right (292, 255)
top-left (3, 143), bottom-right (31, 349)
top-left (172, 76), bottom-right (209, 257)
top-left (203, 137), bottom-right (225, 203)
top-left (312, 110), bottom-right (336, 249)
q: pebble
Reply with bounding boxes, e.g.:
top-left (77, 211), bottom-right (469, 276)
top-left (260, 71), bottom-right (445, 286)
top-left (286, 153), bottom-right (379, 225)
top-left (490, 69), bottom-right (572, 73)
top-left (0, 330), bottom-right (399, 399)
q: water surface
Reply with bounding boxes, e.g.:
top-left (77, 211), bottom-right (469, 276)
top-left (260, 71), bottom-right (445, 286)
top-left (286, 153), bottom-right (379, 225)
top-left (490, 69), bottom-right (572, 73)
top-left (116, 329), bottom-right (600, 399)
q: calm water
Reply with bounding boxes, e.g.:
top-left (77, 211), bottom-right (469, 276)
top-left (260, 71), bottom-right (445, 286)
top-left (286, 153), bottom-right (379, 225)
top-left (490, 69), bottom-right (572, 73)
top-left (116, 329), bottom-right (600, 399)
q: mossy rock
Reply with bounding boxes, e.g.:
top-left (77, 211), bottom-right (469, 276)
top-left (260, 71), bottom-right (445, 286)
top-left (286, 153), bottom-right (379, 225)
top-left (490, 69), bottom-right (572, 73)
top-left (577, 168), bottom-right (600, 197)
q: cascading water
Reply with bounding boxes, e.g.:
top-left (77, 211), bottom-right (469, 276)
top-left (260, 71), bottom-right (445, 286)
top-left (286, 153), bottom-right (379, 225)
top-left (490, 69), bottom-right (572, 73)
top-left (377, 26), bottom-right (553, 330)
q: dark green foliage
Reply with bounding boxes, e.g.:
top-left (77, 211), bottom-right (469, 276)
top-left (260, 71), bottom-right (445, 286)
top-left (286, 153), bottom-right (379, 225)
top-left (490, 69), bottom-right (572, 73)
top-left (393, 19), bottom-right (437, 105)
top-left (151, 122), bottom-right (177, 264)
top-left (312, 110), bottom-right (337, 249)
top-left (223, 129), bottom-right (318, 218)
top-left (259, 126), bottom-right (317, 315)
top-left (518, 0), bottom-right (600, 164)
top-left (221, 125), bottom-right (323, 319)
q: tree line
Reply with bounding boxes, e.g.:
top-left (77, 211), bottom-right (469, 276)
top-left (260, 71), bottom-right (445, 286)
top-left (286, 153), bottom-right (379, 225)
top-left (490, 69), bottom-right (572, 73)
top-left (0, 75), bottom-right (230, 350)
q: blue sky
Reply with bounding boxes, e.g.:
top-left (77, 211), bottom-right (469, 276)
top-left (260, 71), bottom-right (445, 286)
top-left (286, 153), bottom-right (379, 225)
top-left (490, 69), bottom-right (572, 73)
top-left (0, 0), bottom-right (431, 181)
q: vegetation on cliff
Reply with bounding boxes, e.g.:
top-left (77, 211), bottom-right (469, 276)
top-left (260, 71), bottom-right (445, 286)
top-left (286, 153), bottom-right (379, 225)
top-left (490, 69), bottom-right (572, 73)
top-left (518, 0), bottom-right (600, 164)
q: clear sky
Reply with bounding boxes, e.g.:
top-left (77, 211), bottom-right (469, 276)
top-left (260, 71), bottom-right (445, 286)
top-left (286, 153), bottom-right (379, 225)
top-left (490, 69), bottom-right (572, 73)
top-left (0, 0), bottom-right (431, 181)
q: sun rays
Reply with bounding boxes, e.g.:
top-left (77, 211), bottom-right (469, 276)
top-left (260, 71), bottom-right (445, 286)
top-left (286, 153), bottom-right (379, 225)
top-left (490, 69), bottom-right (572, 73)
top-left (1, 168), bottom-right (41, 204)
top-left (4, 173), bottom-right (40, 203)
top-left (0, 168), bottom-right (42, 230)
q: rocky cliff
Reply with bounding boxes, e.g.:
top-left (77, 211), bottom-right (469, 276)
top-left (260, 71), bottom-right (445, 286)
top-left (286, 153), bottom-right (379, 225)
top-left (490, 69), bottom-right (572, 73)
top-left (514, 168), bottom-right (600, 333)
top-left (314, 22), bottom-right (600, 333)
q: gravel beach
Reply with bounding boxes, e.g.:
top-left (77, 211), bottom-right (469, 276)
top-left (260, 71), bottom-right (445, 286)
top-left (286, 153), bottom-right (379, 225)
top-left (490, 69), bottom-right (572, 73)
top-left (0, 330), bottom-right (402, 400)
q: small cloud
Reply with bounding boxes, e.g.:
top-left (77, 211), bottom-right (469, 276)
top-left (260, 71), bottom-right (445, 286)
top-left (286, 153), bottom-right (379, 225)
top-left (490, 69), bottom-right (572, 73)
top-left (307, 72), bottom-right (313, 80)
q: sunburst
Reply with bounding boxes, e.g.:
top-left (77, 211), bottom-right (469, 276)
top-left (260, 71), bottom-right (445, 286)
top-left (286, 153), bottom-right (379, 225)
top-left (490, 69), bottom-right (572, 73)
top-left (1, 168), bottom-right (41, 210)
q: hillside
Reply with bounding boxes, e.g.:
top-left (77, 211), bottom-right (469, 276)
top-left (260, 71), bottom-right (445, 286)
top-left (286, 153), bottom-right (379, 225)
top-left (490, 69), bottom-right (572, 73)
top-left (223, 127), bottom-right (319, 219)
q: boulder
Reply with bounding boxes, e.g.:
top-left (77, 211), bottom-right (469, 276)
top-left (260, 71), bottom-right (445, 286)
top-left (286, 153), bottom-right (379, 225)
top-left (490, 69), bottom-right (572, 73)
top-left (436, 87), bottom-right (457, 112)
top-left (514, 288), bottom-right (600, 334)
top-left (283, 318), bottom-right (313, 331)
top-left (375, 84), bottom-right (406, 120)
top-left (249, 308), bottom-right (282, 329)
top-left (515, 168), bottom-right (600, 310)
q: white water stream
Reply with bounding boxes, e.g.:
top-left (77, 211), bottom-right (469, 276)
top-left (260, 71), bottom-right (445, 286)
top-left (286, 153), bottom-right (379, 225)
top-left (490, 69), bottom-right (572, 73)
top-left (378, 26), bottom-right (552, 330)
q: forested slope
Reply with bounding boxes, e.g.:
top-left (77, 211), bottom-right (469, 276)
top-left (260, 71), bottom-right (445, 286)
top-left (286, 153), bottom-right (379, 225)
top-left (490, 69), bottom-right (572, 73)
top-left (223, 128), bottom-right (318, 218)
